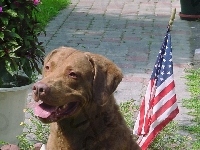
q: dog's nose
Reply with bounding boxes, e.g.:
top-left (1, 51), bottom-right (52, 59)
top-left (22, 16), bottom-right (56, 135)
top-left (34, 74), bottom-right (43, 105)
top-left (32, 82), bottom-right (50, 101)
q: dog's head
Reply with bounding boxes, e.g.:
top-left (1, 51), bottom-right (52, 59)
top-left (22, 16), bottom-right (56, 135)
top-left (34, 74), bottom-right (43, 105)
top-left (33, 47), bottom-right (123, 123)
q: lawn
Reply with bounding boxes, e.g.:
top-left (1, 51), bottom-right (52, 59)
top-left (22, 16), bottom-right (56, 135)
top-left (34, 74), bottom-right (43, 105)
top-left (182, 69), bottom-right (200, 149)
top-left (36, 0), bottom-right (71, 27)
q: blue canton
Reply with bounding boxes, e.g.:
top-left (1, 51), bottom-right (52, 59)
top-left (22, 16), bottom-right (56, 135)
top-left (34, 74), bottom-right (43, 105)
top-left (151, 30), bottom-right (173, 87)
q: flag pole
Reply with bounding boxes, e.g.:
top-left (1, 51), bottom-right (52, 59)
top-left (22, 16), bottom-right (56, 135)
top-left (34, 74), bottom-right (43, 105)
top-left (168, 8), bottom-right (176, 30)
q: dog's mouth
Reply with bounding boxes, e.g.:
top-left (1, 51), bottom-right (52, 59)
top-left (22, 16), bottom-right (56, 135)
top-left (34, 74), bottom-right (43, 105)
top-left (34, 101), bottom-right (79, 122)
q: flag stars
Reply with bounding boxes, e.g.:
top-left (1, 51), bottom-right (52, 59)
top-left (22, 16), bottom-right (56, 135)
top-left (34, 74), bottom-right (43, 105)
top-left (150, 33), bottom-right (173, 83)
top-left (160, 78), bottom-right (164, 81)
top-left (167, 71), bottom-right (171, 74)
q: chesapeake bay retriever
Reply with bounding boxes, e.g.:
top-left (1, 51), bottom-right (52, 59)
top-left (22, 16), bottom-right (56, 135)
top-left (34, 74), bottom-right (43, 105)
top-left (32, 47), bottom-right (141, 150)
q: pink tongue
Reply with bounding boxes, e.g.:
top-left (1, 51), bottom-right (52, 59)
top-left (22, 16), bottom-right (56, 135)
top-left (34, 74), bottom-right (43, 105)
top-left (34, 102), bottom-right (57, 118)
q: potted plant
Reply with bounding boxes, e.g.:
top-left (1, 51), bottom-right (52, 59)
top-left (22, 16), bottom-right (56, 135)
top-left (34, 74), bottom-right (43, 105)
top-left (0, 0), bottom-right (44, 144)
top-left (179, 0), bottom-right (200, 20)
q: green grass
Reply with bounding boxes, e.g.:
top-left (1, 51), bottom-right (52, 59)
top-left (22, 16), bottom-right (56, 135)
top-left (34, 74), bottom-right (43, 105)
top-left (181, 69), bottom-right (200, 149)
top-left (120, 99), bottom-right (139, 128)
top-left (35, 0), bottom-right (71, 27)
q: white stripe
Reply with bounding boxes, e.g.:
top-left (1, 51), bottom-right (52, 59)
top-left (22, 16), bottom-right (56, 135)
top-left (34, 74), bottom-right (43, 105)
top-left (137, 103), bottom-right (178, 147)
top-left (144, 82), bottom-right (152, 112)
top-left (150, 102), bottom-right (178, 129)
top-left (133, 81), bottom-right (153, 135)
top-left (153, 88), bottom-right (176, 114)
top-left (133, 109), bottom-right (141, 134)
top-left (155, 75), bottom-right (174, 96)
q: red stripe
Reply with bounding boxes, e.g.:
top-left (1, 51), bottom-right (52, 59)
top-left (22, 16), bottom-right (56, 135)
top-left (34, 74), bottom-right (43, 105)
top-left (138, 99), bottom-right (145, 134)
top-left (144, 80), bottom-right (155, 133)
top-left (144, 109), bottom-right (150, 133)
top-left (140, 107), bottom-right (179, 150)
top-left (151, 95), bottom-right (177, 123)
top-left (139, 79), bottom-right (155, 134)
top-left (153, 81), bottom-right (175, 105)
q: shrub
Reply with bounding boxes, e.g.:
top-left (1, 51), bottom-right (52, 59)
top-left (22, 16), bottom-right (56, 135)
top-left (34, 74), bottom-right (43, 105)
top-left (17, 108), bottom-right (50, 150)
top-left (0, 0), bottom-right (45, 88)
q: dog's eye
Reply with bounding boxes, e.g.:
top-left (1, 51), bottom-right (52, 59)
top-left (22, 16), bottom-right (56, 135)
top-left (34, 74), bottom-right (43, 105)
top-left (45, 65), bottom-right (50, 70)
top-left (69, 72), bottom-right (78, 79)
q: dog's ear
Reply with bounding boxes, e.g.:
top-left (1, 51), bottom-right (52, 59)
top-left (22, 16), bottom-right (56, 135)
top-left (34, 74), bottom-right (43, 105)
top-left (84, 52), bottom-right (123, 105)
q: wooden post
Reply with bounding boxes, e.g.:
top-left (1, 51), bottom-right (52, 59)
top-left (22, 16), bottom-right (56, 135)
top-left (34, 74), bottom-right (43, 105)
top-left (168, 8), bottom-right (176, 30)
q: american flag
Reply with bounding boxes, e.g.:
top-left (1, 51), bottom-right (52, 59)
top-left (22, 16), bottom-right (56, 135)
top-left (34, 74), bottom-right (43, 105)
top-left (133, 26), bottom-right (179, 150)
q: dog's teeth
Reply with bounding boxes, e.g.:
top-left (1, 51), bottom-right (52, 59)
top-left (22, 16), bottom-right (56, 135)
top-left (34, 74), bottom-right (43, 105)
top-left (63, 105), bottom-right (67, 109)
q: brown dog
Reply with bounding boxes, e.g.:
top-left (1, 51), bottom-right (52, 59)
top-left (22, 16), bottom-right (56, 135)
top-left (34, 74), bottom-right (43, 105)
top-left (32, 47), bottom-right (140, 150)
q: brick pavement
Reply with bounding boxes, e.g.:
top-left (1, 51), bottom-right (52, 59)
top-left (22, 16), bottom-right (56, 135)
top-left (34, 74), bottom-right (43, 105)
top-left (35, 0), bottom-right (200, 127)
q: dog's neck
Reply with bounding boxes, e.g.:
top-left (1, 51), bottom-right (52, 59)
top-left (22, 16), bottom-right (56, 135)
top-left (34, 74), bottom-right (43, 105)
top-left (46, 95), bottom-right (124, 150)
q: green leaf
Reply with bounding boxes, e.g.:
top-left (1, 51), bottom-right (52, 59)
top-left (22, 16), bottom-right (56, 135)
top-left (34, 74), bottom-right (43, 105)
top-left (0, 61), bottom-right (13, 86)
top-left (0, 32), bottom-right (4, 40)
top-left (24, 40), bottom-right (30, 47)
top-left (0, 17), bottom-right (9, 26)
top-left (5, 58), bottom-right (19, 76)
top-left (33, 61), bottom-right (42, 74)
top-left (5, 9), bottom-right (18, 17)
top-left (4, 30), bottom-right (22, 40)
top-left (12, 46), bottom-right (21, 52)
top-left (8, 53), bottom-right (19, 58)
top-left (0, 50), bottom-right (5, 57)
top-left (23, 60), bottom-right (32, 78)
top-left (8, 41), bottom-right (18, 46)
top-left (8, 32), bottom-right (22, 39)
